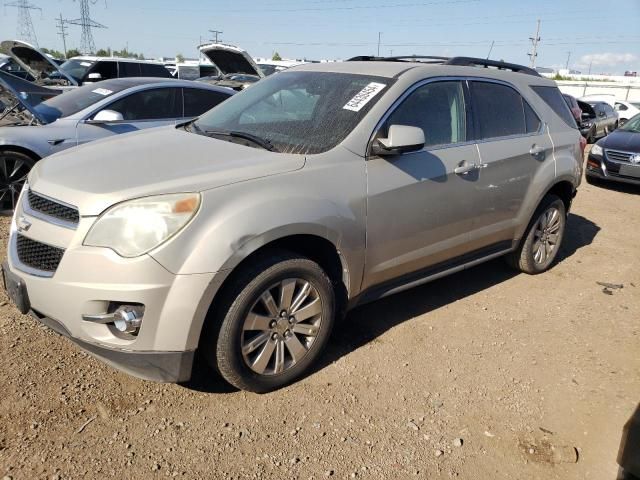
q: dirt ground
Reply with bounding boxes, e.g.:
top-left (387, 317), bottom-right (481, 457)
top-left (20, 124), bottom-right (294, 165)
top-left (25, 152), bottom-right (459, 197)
top-left (0, 167), bottom-right (639, 479)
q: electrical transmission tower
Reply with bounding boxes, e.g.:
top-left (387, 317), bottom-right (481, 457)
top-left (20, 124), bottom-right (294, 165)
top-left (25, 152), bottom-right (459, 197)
top-left (4, 0), bottom-right (41, 46)
top-left (209, 30), bottom-right (223, 43)
top-left (527, 19), bottom-right (541, 68)
top-left (66, 0), bottom-right (107, 55)
top-left (56, 13), bottom-right (68, 57)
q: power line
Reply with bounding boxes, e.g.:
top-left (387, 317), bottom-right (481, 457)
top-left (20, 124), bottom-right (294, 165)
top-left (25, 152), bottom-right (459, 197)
top-left (66, 0), bottom-right (107, 55)
top-left (528, 19), bottom-right (541, 67)
top-left (4, 0), bottom-right (40, 46)
top-left (56, 12), bottom-right (68, 58)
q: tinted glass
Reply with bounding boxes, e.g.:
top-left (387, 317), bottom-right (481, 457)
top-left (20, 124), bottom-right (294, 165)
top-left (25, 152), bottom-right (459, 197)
top-left (524, 101), bottom-right (542, 132)
top-left (90, 61), bottom-right (117, 80)
top-left (603, 104), bottom-right (614, 115)
top-left (195, 71), bottom-right (393, 154)
top-left (32, 80), bottom-right (131, 122)
top-left (140, 63), bottom-right (172, 78)
top-left (183, 88), bottom-right (230, 117)
top-left (471, 81), bottom-right (526, 138)
top-left (105, 87), bottom-right (180, 120)
top-left (59, 59), bottom-right (95, 84)
top-left (119, 62), bottom-right (141, 77)
top-left (532, 85), bottom-right (578, 128)
top-left (620, 114), bottom-right (640, 132)
top-left (383, 81), bottom-right (466, 147)
top-left (615, 102), bottom-right (627, 111)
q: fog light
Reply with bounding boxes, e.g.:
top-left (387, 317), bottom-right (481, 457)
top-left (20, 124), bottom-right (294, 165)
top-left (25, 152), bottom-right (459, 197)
top-left (113, 305), bottom-right (144, 334)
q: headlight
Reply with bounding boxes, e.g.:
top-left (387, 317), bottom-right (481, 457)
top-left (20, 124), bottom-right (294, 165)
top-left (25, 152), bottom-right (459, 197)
top-left (84, 193), bottom-right (200, 257)
top-left (591, 144), bottom-right (603, 157)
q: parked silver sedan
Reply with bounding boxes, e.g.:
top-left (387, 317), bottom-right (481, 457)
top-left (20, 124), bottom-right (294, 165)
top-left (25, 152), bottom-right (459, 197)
top-left (0, 73), bottom-right (233, 211)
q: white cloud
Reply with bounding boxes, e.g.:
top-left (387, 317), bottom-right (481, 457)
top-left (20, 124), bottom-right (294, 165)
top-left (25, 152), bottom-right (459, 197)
top-left (578, 52), bottom-right (638, 67)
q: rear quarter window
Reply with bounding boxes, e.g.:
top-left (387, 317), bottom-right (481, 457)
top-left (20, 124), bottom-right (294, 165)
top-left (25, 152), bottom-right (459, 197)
top-left (531, 85), bottom-right (577, 129)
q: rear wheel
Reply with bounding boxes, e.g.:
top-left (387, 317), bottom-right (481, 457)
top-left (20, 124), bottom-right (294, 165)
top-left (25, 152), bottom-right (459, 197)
top-left (206, 252), bottom-right (335, 392)
top-left (506, 195), bottom-right (566, 274)
top-left (0, 150), bottom-right (34, 214)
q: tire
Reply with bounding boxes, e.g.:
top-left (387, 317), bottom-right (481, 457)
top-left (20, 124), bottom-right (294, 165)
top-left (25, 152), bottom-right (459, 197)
top-left (205, 251), bottom-right (335, 393)
top-left (0, 150), bottom-right (35, 214)
top-left (505, 194), bottom-right (567, 275)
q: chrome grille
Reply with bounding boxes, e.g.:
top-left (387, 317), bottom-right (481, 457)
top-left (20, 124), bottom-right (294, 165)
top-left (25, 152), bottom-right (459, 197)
top-left (16, 234), bottom-right (65, 273)
top-left (27, 190), bottom-right (79, 225)
top-left (605, 150), bottom-right (633, 163)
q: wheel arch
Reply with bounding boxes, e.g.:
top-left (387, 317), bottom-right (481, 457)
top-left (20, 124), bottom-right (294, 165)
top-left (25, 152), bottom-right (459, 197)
top-left (0, 144), bottom-right (41, 161)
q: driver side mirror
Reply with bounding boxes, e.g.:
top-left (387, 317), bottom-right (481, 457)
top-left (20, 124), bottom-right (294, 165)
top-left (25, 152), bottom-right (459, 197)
top-left (371, 125), bottom-right (425, 157)
top-left (87, 109), bottom-right (124, 124)
top-left (598, 111), bottom-right (606, 118)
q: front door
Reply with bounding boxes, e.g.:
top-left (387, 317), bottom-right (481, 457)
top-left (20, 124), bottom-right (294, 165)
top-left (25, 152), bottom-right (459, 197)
top-left (76, 87), bottom-right (182, 146)
top-left (363, 80), bottom-right (488, 290)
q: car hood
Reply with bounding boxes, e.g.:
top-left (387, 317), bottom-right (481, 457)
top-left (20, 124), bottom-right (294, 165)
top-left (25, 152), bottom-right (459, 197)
top-left (600, 130), bottom-right (640, 152)
top-left (28, 126), bottom-right (305, 216)
top-left (0, 70), bottom-right (61, 125)
top-left (0, 39), bottom-right (77, 86)
top-left (199, 43), bottom-right (264, 78)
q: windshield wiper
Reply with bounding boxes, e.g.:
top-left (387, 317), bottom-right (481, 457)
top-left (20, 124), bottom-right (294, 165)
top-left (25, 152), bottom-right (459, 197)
top-left (203, 129), bottom-right (278, 152)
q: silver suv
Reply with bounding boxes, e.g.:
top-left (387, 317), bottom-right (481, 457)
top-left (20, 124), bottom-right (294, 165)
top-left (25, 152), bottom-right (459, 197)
top-left (2, 56), bottom-right (583, 392)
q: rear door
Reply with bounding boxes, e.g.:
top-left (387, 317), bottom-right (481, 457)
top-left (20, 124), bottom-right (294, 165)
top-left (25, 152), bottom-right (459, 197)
top-left (182, 87), bottom-right (231, 119)
top-left (467, 80), bottom-right (552, 249)
top-left (76, 87), bottom-right (182, 145)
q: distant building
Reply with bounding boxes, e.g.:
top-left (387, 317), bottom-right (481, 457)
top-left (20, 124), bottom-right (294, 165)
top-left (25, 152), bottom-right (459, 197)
top-left (624, 71), bottom-right (638, 77)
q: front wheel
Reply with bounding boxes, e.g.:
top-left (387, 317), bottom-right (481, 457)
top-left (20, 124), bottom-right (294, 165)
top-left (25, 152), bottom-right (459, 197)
top-left (207, 252), bottom-right (335, 392)
top-left (505, 195), bottom-right (567, 274)
top-left (0, 150), bottom-right (34, 214)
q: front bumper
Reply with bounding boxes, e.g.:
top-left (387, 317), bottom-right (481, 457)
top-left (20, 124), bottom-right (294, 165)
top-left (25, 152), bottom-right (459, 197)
top-left (587, 154), bottom-right (640, 186)
top-left (4, 191), bottom-right (220, 382)
top-left (30, 308), bottom-right (194, 382)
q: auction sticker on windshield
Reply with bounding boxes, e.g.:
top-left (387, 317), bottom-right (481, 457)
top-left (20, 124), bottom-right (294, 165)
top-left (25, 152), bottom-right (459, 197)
top-left (343, 82), bottom-right (386, 112)
top-left (92, 88), bottom-right (113, 96)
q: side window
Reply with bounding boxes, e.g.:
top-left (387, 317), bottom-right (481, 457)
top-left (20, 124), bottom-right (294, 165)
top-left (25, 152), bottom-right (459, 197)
top-left (604, 104), bottom-right (614, 116)
top-left (183, 88), bottom-right (230, 117)
top-left (615, 102), bottom-right (627, 111)
top-left (524, 101), bottom-right (542, 132)
top-left (104, 88), bottom-right (181, 120)
top-left (530, 85), bottom-right (577, 129)
top-left (470, 81), bottom-right (526, 139)
top-left (383, 80), bottom-right (467, 147)
top-left (140, 63), bottom-right (171, 78)
top-left (118, 62), bottom-right (141, 77)
top-left (88, 61), bottom-right (117, 80)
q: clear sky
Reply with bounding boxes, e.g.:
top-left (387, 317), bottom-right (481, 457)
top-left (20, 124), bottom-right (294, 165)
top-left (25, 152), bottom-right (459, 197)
top-left (1, 0), bottom-right (639, 74)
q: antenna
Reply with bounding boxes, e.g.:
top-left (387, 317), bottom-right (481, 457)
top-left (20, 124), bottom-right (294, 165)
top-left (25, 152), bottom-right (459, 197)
top-left (66, 0), bottom-right (107, 55)
top-left (4, 0), bottom-right (41, 46)
top-left (209, 29), bottom-right (223, 43)
top-left (527, 19), bottom-right (541, 68)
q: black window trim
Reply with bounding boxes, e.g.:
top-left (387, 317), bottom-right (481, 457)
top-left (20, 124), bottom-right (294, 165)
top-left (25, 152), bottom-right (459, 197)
top-left (467, 78), bottom-right (545, 143)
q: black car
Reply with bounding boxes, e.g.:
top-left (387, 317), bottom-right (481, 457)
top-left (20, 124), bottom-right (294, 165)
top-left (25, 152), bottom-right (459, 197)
top-left (581, 101), bottom-right (618, 143)
top-left (586, 113), bottom-right (640, 186)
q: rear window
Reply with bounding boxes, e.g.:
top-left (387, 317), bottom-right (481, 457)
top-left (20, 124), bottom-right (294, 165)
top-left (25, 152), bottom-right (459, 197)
top-left (140, 63), bottom-right (172, 78)
top-left (470, 81), bottom-right (528, 139)
top-left (531, 85), bottom-right (577, 129)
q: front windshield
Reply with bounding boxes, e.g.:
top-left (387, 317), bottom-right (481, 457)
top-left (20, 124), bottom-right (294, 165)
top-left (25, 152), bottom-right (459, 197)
top-left (620, 114), bottom-right (640, 133)
top-left (58, 59), bottom-right (94, 84)
top-left (194, 71), bottom-right (392, 154)
top-left (33, 81), bottom-right (126, 123)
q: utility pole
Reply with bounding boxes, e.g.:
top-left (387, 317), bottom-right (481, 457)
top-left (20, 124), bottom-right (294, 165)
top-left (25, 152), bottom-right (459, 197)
top-left (527, 19), bottom-right (541, 68)
top-left (56, 13), bottom-right (68, 58)
top-left (377, 32), bottom-right (382, 56)
top-left (4, 0), bottom-right (41, 46)
top-left (209, 30), bottom-right (223, 43)
top-left (565, 51), bottom-right (571, 71)
top-left (66, 0), bottom-right (107, 55)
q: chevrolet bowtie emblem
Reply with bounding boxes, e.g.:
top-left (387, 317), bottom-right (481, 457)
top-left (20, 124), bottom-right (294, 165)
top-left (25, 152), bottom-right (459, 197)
top-left (631, 154), bottom-right (640, 165)
top-left (16, 215), bottom-right (31, 232)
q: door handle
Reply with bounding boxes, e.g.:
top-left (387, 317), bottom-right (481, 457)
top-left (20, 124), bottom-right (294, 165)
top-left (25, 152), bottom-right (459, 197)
top-left (454, 161), bottom-right (486, 175)
top-left (529, 145), bottom-right (545, 158)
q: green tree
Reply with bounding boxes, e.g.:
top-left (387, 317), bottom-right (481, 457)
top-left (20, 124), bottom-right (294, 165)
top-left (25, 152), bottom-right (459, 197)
top-left (66, 48), bottom-right (81, 58)
top-left (95, 48), bottom-right (110, 57)
top-left (272, 51), bottom-right (282, 61)
top-left (40, 47), bottom-right (65, 59)
top-left (176, 53), bottom-right (185, 63)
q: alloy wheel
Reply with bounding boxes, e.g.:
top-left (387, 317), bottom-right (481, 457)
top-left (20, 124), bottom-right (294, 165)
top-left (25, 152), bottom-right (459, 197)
top-left (532, 206), bottom-right (562, 265)
top-left (241, 278), bottom-right (323, 375)
top-left (0, 155), bottom-right (30, 213)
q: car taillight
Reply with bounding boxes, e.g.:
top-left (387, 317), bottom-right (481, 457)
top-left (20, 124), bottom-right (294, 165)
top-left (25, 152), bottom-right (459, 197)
top-left (579, 136), bottom-right (587, 156)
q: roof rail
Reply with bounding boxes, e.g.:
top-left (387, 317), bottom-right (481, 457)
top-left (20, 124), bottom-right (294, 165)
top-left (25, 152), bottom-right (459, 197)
top-left (346, 55), bottom-right (541, 77)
